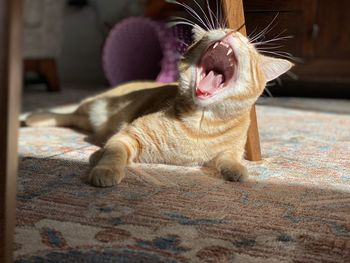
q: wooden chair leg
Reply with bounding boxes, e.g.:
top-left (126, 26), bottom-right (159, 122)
top-left (222, 0), bottom-right (262, 161)
top-left (38, 58), bottom-right (60, 92)
top-left (0, 0), bottom-right (23, 262)
top-left (245, 106), bottom-right (262, 161)
top-left (24, 58), bottom-right (60, 92)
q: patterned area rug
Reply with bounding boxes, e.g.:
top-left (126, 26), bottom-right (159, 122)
top-left (16, 92), bottom-right (350, 262)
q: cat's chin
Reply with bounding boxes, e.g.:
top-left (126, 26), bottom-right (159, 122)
top-left (194, 78), bottom-right (235, 101)
top-left (192, 87), bottom-right (233, 108)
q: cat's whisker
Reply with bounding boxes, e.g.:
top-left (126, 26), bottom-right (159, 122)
top-left (249, 13), bottom-right (279, 43)
top-left (169, 16), bottom-right (198, 27)
top-left (258, 50), bottom-right (301, 62)
top-left (286, 71), bottom-right (299, 80)
top-left (256, 45), bottom-right (284, 50)
top-left (215, 0), bottom-right (225, 28)
top-left (175, 38), bottom-right (189, 47)
top-left (174, 38), bottom-right (189, 52)
top-left (192, 0), bottom-right (214, 30)
top-left (276, 77), bottom-right (283, 86)
top-left (274, 51), bottom-right (294, 57)
top-left (166, 0), bottom-right (211, 31)
top-left (211, 0), bottom-right (225, 29)
top-left (259, 42), bottom-right (285, 46)
top-left (235, 23), bottom-right (246, 32)
top-left (199, 110), bottom-right (205, 129)
top-left (250, 23), bottom-right (278, 44)
top-left (259, 51), bottom-right (296, 61)
top-left (168, 21), bottom-right (197, 28)
top-left (248, 26), bottom-right (259, 39)
top-left (250, 21), bottom-right (279, 42)
top-left (253, 28), bottom-right (288, 46)
top-left (254, 35), bottom-right (294, 46)
top-left (206, 0), bottom-right (220, 29)
top-left (271, 28), bottom-right (288, 39)
top-left (264, 86), bottom-right (273, 97)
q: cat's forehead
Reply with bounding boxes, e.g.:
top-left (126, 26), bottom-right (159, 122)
top-left (199, 28), bottom-right (250, 45)
top-left (206, 28), bottom-right (228, 38)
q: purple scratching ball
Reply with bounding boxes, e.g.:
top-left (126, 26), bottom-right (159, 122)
top-left (103, 17), bottom-right (192, 86)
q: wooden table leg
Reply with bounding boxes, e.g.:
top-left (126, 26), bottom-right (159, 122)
top-left (0, 0), bottom-right (23, 262)
top-left (222, 0), bottom-right (262, 161)
top-left (245, 105), bottom-right (262, 161)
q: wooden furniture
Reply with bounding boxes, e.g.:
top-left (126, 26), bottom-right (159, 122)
top-left (244, 0), bottom-right (350, 96)
top-left (145, 0), bottom-right (262, 161)
top-left (24, 58), bottom-right (60, 92)
top-left (222, 0), bottom-right (261, 161)
top-left (0, 0), bottom-right (23, 262)
top-left (23, 0), bottom-right (65, 91)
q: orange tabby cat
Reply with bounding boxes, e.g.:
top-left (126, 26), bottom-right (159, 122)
top-left (26, 26), bottom-right (293, 187)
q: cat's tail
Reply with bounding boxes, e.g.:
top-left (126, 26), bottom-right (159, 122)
top-left (25, 111), bottom-right (90, 131)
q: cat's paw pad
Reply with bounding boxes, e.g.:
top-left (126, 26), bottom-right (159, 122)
top-left (89, 166), bottom-right (124, 187)
top-left (220, 163), bottom-right (248, 182)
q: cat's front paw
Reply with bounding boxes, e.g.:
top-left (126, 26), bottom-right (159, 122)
top-left (219, 163), bottom-right (248, 182)
top-left (89, 149), bottom-right (104, 167)
top-left (89, 166), bottom-right (125, 187)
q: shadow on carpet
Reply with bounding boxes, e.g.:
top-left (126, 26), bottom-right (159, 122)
top-left (15, 155), bottom-right (350, 263)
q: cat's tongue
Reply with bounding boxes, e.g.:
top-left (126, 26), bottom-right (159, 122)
top-left (196, 71), bottom-right (223, 97)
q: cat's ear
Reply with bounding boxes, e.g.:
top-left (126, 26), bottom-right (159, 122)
top-left (260, 55), bottom-right (294, 82)
top-left (192, 25), bottom-right (206, 42)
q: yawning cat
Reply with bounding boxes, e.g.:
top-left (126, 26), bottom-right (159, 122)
top-left (26, 26), bottom-right (293, 187)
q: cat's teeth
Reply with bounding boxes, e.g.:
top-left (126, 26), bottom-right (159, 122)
top-left (227, 49), bottom-right (233, 55)
top-left (200, 68), bottom-right (205, 79)
top-left (220, 42), bottom-right (229, 48)
top-left (213, 43), bottom-right (219, 49)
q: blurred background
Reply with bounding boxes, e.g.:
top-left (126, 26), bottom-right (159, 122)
top-left (22, 0), bottom-right (350, 113)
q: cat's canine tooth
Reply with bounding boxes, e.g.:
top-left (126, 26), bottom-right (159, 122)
top-left (200, 67), bottom-right (205, 79)
top-left (220, 41), bottom-right (229, 48)
top-left (213, 42), bottom-right (219, 49)
top-left (227, 49), bottom-right (233, 55)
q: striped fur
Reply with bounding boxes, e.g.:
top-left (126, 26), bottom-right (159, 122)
top-left (26, 28), bottom-right (293, 187)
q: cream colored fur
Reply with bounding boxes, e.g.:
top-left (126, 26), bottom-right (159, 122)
top-left (26, 28), bottom-right (293, 187)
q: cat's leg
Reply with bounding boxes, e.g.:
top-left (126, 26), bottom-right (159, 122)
top-left (89, 148), bottom-right (104, 167)
top-left (89, 134), bottom-right (138, 187)
top-left (213, 151), bottom-right (248, 182)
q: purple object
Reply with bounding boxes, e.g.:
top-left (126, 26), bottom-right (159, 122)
top-left (102, 17), bottom-right (193, 86)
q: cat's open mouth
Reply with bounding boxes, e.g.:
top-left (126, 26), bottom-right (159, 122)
top-left (195, 40), bottom-right (237, 99)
